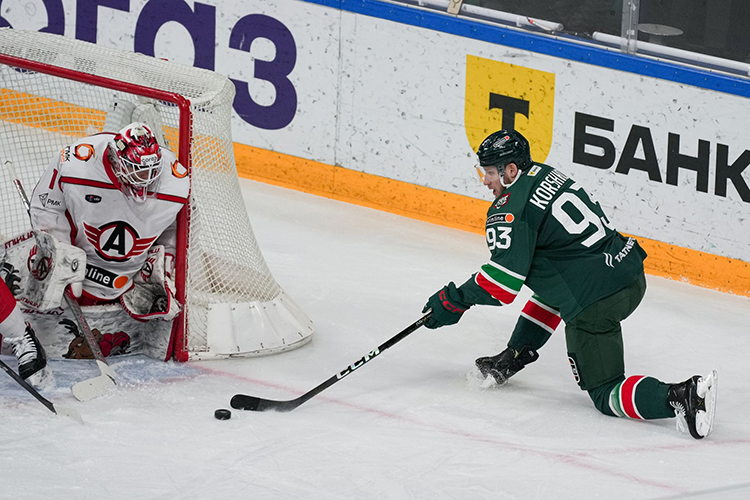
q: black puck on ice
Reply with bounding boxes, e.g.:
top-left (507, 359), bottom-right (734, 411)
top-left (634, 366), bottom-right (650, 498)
top-left (214, 408), bottom-right (232, 420)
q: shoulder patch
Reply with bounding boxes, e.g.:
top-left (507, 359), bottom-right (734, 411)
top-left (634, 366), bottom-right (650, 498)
top-left (528, 165), bottom-right (542, 177)
top-left (494, 193), bottom-right (510, 208)
top-left (171, 160), bottom-right (188, 179)
top-left (486, 213), bottom-right (514, 226)
top-left (73, 144), bottom-right (95, 161)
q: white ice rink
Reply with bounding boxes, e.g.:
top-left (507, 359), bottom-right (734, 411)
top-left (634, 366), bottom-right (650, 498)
top-left (2, 179), bottom-right (749, 499)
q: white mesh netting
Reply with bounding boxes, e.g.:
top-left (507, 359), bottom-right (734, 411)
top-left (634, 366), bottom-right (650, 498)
top-left (0, 29), bottom-right (313, 360)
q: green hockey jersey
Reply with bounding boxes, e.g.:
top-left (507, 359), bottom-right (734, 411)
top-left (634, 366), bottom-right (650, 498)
top-left (459, 162), bottom-right (647, 323)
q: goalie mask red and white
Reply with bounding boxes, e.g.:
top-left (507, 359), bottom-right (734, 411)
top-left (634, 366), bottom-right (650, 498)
top-left (110, 122), bottom-right (163, 202)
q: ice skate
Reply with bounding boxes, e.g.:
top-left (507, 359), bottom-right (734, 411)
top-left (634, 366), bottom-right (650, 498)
top-left (475, 345), bottom-right (539, 385)
top-left (10, 323), bottom-right (52, 389)
top-left (668, 371), bottom-right (718, 439)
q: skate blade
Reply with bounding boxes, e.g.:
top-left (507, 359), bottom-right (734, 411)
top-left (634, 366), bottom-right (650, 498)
top-left (479, 374), bottom-right (498, 389)
top-left (26, 366), bottom-right (54, 391)
top-left (466, 368), bottom-right (498, 389)
top-left (696, 370), bottom-right (718, 438)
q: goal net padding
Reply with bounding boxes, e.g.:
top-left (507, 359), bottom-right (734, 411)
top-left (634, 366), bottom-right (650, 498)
top-left (0, 29), bottom-right (314, 361)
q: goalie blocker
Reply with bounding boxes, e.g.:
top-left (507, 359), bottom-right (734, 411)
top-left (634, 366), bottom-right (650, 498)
top-left (1, 230), bottom-right (86, 312)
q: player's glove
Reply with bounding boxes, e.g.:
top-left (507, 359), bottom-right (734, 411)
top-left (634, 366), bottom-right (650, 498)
top-left (422, 282), bottom-right (471, 329)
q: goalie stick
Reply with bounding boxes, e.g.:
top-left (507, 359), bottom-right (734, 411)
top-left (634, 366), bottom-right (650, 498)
top-left (230, 311), bottom-right (432, 412)
top-left (4, 160), bottom-right (117, 401)
top-left (0, 358), bottom-right (83, 423)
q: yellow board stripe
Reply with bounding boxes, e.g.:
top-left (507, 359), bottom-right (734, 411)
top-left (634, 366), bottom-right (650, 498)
top-left (235, 143), bottom-right (750, 297)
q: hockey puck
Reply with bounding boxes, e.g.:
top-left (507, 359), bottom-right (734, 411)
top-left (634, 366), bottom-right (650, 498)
top-left (214, 409), bottom-right (232, 420)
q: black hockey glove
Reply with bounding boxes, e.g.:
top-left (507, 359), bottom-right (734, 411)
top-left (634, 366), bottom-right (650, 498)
top-left (423, 282), bottom-right (471, 329)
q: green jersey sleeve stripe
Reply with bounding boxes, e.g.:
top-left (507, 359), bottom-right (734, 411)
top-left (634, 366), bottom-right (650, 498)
top-left (480, 261), bottom-right (525, 292)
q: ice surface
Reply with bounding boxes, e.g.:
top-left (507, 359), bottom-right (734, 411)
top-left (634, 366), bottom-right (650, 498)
top-left (2, 179), bottom-right (749, 499)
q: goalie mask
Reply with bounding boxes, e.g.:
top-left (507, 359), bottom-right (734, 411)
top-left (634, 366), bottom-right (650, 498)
top-left (110, 122), bottom-right (163, 202)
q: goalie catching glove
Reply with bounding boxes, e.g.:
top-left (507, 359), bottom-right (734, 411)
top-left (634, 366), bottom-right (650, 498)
top-left (120, 245), bottom-right (181, 321)
top-left (1, 230), bottom-right (85, 311)
top-left (423, 282), bottom-right (472, 329)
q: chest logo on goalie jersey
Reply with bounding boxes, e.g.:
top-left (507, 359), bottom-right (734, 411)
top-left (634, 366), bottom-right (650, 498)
top-left (84, 221), bottom-right (157, 262)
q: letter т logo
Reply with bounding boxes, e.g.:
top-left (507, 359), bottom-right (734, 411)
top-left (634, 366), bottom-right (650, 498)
top-left (464, 55), bottom-right (555, 163)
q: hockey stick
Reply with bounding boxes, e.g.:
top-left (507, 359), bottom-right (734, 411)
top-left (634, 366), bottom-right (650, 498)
top-left (63, 291), bottom-right (118, 401)
top-left (230, 311), bottom-right (432, 412)
top-left (4, 160), bottom-right (117, 401)
top-left (0, 358), bottom-right (83, 423)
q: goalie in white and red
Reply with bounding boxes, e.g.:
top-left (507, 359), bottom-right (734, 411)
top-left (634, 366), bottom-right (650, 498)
top-left (0, 118), bottom-right (190, 374)
top-left (30, 121), bottom-right (188, 319)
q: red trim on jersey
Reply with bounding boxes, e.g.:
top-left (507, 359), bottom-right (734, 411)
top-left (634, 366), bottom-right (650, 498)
top-left (78, 292), bottom-right (119, 306)
top-left (0, 281), bottom-right (17, 321)
top-left (620, 375), bottom-right (646, 420)
top-left (49, 168), bottom-right (58, 190)
top-left (475, 273), bottom-right (517, 304)
top-left (522, 300), bottom-right (562, 330)
top-left (60, 176), bottom-right (118, 190)
top-left (153, 193), bottom-right (188, 204)
top-left (102, 149), bottom-right (123, 189)
top-left (64, 209), bottom-right (78, 244)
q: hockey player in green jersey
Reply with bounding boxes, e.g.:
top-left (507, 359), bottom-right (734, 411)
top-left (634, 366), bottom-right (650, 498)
top-left (422, 129), bottom-right (718, 439)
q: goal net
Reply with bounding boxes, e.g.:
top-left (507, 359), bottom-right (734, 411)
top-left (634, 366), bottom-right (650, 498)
top-left (0, 29), bottom-right (314, 361)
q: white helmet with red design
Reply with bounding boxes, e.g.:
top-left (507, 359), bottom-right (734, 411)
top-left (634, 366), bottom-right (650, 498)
top-left (109, 122), bottom-right (163, 202)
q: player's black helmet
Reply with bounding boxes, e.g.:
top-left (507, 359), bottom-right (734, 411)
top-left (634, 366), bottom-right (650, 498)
top-left (476, 129), bottom-right (532, 171)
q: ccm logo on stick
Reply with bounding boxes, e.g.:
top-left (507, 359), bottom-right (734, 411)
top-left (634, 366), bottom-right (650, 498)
top-left (337, 349), bottom-right (381, 379)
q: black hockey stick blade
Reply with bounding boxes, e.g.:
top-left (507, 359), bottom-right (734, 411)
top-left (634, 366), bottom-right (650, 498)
top-left (0, 359), bottom-right (83, 423)
top-left (231, 311), bottom-right (432, 413)
top-left (231, 394), bottom-right (301, 413)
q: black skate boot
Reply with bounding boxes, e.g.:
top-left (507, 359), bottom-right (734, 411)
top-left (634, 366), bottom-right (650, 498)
top-left (475, 345), bottom-right (539, 385)
top-left (11, 323), bottom-right (52, 388)
top-left (668, 371), bottom-right (718, 439)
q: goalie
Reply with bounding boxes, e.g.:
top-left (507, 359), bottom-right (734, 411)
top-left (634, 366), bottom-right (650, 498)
top-left (31, 120), bottom-right (187, 312)
top-left (17, 117), bottom-right (189, 372)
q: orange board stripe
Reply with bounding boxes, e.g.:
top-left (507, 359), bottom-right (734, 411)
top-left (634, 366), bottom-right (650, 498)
top-left (234, 143), bottom-right (750, 297)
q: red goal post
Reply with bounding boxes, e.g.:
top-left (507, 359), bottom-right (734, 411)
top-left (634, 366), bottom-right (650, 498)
top-left (0, 29), bottom-right (314, 361)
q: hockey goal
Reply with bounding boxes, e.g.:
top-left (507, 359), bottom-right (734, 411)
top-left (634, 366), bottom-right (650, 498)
top-left (0, 29), bottom-right (314, 361)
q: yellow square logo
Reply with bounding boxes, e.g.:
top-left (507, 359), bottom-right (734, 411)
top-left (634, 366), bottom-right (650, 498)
top-left (464, 55), bottom-right (555, 164)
